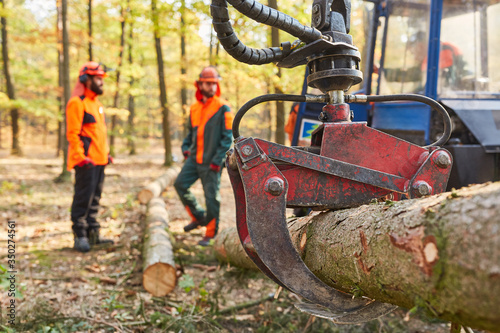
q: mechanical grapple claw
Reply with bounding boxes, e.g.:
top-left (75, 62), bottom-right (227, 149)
top-left (226, 97), bottom-right (452, 322)
top-left (213, 0), bottom-right (453, 322)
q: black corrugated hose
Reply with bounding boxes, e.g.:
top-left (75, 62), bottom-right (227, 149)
top-left (210, 0), bottom-right (322, 65)
top-left (232, 94), bottom-right (307, 139)
top-left (362, 94), bottom-right (452, 147)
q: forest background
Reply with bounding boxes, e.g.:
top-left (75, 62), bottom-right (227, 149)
top-left (0, 0), bottom-right (369, 168)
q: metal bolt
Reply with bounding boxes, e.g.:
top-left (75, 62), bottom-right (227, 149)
top-left (241, 145), bottom-right (253, 157)
top-left (312, 4), bottom-right (320, 14)
top-left (433, 151), bottom-right (451, 168)
top-left (313, 16), bottom-right (321, 27)
top-left (412, 181), bottom-right (432, 198)
top-left (265, 177), bottom-right (284, 196)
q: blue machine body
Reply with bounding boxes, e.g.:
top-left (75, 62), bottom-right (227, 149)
top-left (291, 0), bottom-right (500, 188)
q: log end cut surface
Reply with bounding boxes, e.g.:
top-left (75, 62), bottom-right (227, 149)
top-left (137, 189), bottom-right (154, 205)
top-left (143, 263), bottom-right (177, 297)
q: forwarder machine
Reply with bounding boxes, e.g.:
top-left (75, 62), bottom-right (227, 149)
top-left (211, 0), bottom-right (457, 324)
top-left (291, 0), bottom-right (500, 190)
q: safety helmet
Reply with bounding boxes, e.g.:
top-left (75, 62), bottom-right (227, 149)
top-left (197, 66), bottom-right (220, 83)
top-left (79, 61), bottom-right (108, 83)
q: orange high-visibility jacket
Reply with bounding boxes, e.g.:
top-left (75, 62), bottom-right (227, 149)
top-left (66, 89), bottom-right (109, 170)
top-left (182, 94), bottom-right (233, 167)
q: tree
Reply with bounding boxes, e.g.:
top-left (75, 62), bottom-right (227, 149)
top-left (1, 0), bottom-right (22, 156)
top-left (268, 0), bottom-right (285, 145)
top-left (56, 0), bottom-right (63, 157)
top-left (88, 0), bottom-right (93, 61)
top-left (109, 3), bottom-right (126, 157)
top-left (179, 0), bottom-right (188, 138)
top-left (126, 1), bottom-right (136, 155)
top-left (151, 0), bottom-right (172, 166)
top-left (214, 182), bottom-right (500, 332)
top-left (56, 0), bottom-right (71, 181)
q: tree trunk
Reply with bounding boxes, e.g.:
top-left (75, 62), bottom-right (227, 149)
top-left (209, 28), bottom-right (214, 66)
top-left (0, 111), bottom-right (2, 149)
top-left (127, 1), bottom-right (136, 155)
top-left (137, 166), bottom-right (180, 205)
top-left (268, 0), bottom-right (284, 145)
top-left (151, 0), bottom-right (173, 167)
top-left (56, 0), bottom-right (71, 181)
top-left (56, 1), bottom-right (63, 156)
top-left (180, 0), bottom-right (188, 139)
top-left (109, 5), bottom-right (126, 157)
top-left (43, 118), bottom-right (48, 146)
top-left (88, 0), bottom-right (93, 61)
top-left (1, 0), bottom-right (22, 156)
top-left (265, 78), bottom-right (272, 141)
top-left (213, 182), bottom-right (500, 332)
top-left (142, 198), bottom-right (177, 297)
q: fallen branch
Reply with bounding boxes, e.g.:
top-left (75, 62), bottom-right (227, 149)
top-left (213, 182), bottom-right (500, 332)
top-left (118, 261), bottom-right (137, 286)
top-left (137, 166), bottom-right (180, 204)
top-left (218, 293), bottom-right (274, 314)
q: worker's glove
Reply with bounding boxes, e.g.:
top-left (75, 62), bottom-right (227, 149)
top-left (107, 155), bottom-right (114, 165)
top-left (77, 157), bottom-right (95, 169)
top-left (210, 163), bottom-right (221, 172)
top-left (183, 151), bottom-right (190, 160)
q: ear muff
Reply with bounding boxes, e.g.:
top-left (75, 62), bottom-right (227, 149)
top-left (79, 73), bottom-right (88, 83)
top-left (79, 62), bottom-right (105, 83)
top-left (79, 65), bottom-right (89, 83)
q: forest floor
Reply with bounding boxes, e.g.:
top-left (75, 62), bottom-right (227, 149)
top-left (0, 139), bottom-right (457, 332)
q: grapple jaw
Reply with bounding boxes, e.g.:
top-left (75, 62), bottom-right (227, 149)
top-left (226, 118), bottom-right (452, 322)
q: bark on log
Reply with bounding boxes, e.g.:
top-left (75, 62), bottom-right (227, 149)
top-left (138, 166), bottom-right (180, 204)
top-left (213, 227), bottom-right (259, 271)
top-left (213, 182), bottom-right (500, 332)
top-left (142, 198), bottom-right (176, 296)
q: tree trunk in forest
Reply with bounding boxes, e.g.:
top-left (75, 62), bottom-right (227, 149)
top-left (209, 29), bottom-right (214, 66)
top-left (268, 0), bottom-right (285, 145)
top-left (127, 2), bottom-right (136, 155)
top-left (151, 0), bottom-right (173, 166)
top-left (180, 0), bottom-right (188, 139)
top-left (265, 78), bottom-right (272, 141)
top-left (88, 0), bottom-right (93, 61)
top-left (56, 0), bottom-right (71, 181)
top-left (137, 166), bottom-right (180, 205)
top-left (56, 1), bottom-right (63, 157)
top-left (43, 118), bottom-right (48, 146)
top-left (142, 198), bottom-right (176, 297)
top-left (213, 182), bottom-right (500, 332)
top-left (109, 5), bottom-right (126, 157)
top-left (0, 111), bottom-right (2, 149)
top-left (1, 0), bottom-right (22, 156)
top-left (209, 27), bottom-right (220, 66)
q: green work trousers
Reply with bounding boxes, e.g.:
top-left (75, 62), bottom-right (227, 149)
top-left (174, 157), bottom-right (221, 237)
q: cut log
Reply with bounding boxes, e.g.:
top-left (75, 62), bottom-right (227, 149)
top-left (138, 166), bottom-right (180, 204)
top-left (213, 227), bottom-right (258, 271)
top-left (142, 197), bottom-right (176, 296)
top-left (213, 182), bottom-right (500, 332)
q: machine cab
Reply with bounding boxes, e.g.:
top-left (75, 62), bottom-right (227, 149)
top-left (291, 0), bottom-right (500, 188)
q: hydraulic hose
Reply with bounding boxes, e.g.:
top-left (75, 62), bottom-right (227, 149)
top-left (211, 0), bottom-right (322, 65)
top-left (233, 94), bottom-right (308, 139)
top-left (346, 93), bottom-right (452, 148)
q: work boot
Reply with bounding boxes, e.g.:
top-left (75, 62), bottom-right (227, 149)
top-left (74, 237), bottom-right (91, 253)
top-left (198, 236), bottom-right (214, 247)
top-left (88, 229), bottom-right (114, 246)
top-left (183, 217), bottom-right (205, 232)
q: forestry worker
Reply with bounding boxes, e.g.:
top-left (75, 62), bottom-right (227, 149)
top-left (67, 61), bottom-right (114, 253)
top-left (174, 66), bottom-right (233, 247)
